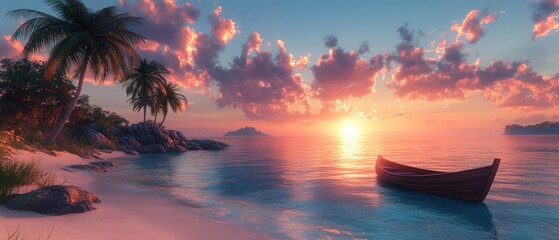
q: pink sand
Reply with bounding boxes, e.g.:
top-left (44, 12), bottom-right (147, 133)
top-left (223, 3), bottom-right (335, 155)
top-left (0, 150), bottom-right (265, 240)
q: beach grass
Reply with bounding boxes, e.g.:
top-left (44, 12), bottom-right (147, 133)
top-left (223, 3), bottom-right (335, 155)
top-left (6, 225), bottom-right (54, 240)
top-left (0, 157), bottom-right (57, 204)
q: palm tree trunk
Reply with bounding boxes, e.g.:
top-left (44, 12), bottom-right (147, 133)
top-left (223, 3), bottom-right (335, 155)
top-left (160, 113), bottom-right (167, 127)
top-left (45, 58), bottom-right (89, 145)
top-left (154, 110), bottom-right (158, 123)
top-left (143, 105), bottom-right (147, 130)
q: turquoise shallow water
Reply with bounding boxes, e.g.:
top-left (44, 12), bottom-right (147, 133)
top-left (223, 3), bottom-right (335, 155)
top-left (100, 135), bottom-right (559, 239)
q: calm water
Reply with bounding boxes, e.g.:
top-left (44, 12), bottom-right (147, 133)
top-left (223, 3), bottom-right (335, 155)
top-left (100, 135), bottom-right (559, 239)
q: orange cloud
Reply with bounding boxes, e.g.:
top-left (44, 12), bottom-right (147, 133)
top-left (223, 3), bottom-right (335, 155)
top-left (389, 24), bottom-right (559, 111)
top-left (0, 35), bottom-right (48, 61)
top-left (246, 32), bottom-right (262, 54)
top-left (532, 0), bottom-right (559, 39)
top-left (137, 39), bottom-right (160, 52)
top-left (533, 14), bottom-right (559, 39)
top-left (0, 35), bottom-right (23, 58)
top-left (312, 35), bottom-right (386, 101)
top-left (209, 6), bottom-right (237, 45)
top-left (451, 10), bottom-right (498, 43)
top-left (294, 54), bottom-right (310, 70)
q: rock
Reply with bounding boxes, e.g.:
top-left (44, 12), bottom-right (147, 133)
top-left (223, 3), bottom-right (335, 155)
top-left (124, 148), bottom-right (140, 155)
top-left (187, 139), bottom-right (229, 150)
top-left (84, 128), bottom-right (113, 149)
top-left (114, 122), bottom-right (227, 154)
top-left (3, 185), bottom-right (101, 215)
top-left (90, 161), bottom-right (116, 167)
top-left (67, 164), bottom-right (107, 173)
top-left (118, 135), bottom-right (141, 149)
top-left (136, 144), bottom-right (166, 154)
top-left (72, 148), bottom-right (94, 159)
top-left (169, 146), bottom-right (187, 153)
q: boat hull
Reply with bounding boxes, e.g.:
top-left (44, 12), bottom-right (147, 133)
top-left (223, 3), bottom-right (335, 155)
top-left (375, 156), bottom-right (500, 202)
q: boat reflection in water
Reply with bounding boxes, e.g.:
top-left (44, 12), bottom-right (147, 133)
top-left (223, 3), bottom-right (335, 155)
top-left (377, 180), bottom-right (497, 238)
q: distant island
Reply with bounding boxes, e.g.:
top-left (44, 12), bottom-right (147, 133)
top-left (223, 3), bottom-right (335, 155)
top-left (504, 121), bottom-right (559, 135)
top-left (224, 127), bottom-right (269, 137)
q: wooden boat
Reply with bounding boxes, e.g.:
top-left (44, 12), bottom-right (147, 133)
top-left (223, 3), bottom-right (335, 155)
top-left (375, 156), bottom-right (500, 202)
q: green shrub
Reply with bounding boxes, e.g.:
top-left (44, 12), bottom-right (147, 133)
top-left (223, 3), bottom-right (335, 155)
top-left (0, 157), bottom-right (57, 204)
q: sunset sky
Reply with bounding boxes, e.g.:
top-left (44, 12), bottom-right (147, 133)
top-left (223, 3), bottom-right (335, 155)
top-left (1, 0), bottom-right (558, 137)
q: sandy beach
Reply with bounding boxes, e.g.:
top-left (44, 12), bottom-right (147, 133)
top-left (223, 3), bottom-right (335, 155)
top-left (0, 150), bottom-right (263, 240)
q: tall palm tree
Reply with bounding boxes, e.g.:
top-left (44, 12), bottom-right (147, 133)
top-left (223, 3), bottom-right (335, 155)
top-left (151, 86), bottom-right (165, 123)
top-left (156, 82), bottom-right (189, 126)
top-left (121, 59), bottom-right (169, 124)
top-left (8, 0), bottom-right (145, 144)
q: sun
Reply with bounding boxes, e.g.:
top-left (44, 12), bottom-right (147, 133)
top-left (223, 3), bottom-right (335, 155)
top-left (341, 122), bottom-right (358, 137)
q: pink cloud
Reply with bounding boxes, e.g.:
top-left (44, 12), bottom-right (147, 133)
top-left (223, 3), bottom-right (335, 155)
top-left (118, 1), bottom-right (239, 90)
top-left (483, 64), bottom-right (559, 110)
top-left (0, 35), bottom-right (23, 59)
top-left (451, 10), bottom-right (498, 43)
top-left (294, 54), bottom-right (310, 70)
top-left (212, 37), bottom-right (311, 120)
top-left (209, 6), bottom-right (237, 45)
top-left (388, 24), bottom-right (559, 111)
top-left (119, 0), bottom-right (199, 49)
top-left (311, 35), bottom-right (386, 101)
top-left (388, 25), bottom-right (478, 101)
top-left (246, 32), bottom-right (262, 54)
top-left (137, 39), bottom-right (161, 52)
top-left (532, 0), bottom-right (559, 39)
top-left (0, 35), bottom-right (48, 61)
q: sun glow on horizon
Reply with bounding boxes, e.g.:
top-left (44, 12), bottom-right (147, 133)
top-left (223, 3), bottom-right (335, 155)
top-left (341, 121), bottom-right (358, 138)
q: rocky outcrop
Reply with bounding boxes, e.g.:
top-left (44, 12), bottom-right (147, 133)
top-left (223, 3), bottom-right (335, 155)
top-left (504, 121), bottom-right (559, 135)
top-left (187, 139), bottom-right (229, 150)
top-left (67, 122), bottom-right (229, 156)
top-left (65, 161), bottom-right (116, 173)
top-left (3, 185), bottom-right (101, 215)
top-left (84, 128), bottom-right (113, 149)
top-left (114, 122), bottom-right (229, 154)
top-left (224, 127), bottom-right (269, 137)
top-left (136, 144), bottom-right (166, 154)
top-left (117, 122), bottom-right (188, 154)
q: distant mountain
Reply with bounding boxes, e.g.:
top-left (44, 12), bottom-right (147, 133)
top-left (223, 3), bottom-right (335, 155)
top-left (224, 127), bottom-right (269, 137)
top-left (504, 121), bottom-right (559, 135)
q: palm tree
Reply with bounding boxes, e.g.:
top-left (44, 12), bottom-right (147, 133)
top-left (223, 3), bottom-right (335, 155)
top-left (8, 0), bottom-right (145, 144)
top-left (156, 82), bottom-right (189, 126)
top-left (151, 86), bottom-right (165, 123)
top-left (121, 59), bottom-right (169, 124)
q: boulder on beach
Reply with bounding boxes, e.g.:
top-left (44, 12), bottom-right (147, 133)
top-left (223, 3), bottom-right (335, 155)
top-left (67, 164), bottom-right (107, 173)
top-left (3, 185), bottom-right (101, 215)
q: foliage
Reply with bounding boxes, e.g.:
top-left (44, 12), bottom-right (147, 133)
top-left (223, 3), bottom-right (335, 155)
top-left (153, 81), bottom-right (190, 126)
top-left (0, 157), bottom-right (57, 204)
top-left (120, 58), bottom-right (190, 125)
top-left (121, 59), bottom-right (170, 122)
top-left (0, 58), bottom-right (126, 153)
top-left (0, 58), bottom-right (74, 143)
top-left (8, 0), bottom-right (144, 144)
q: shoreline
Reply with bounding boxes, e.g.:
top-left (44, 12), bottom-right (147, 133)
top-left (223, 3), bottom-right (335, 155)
top-left (0, 150), bottom-right (264, 240)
